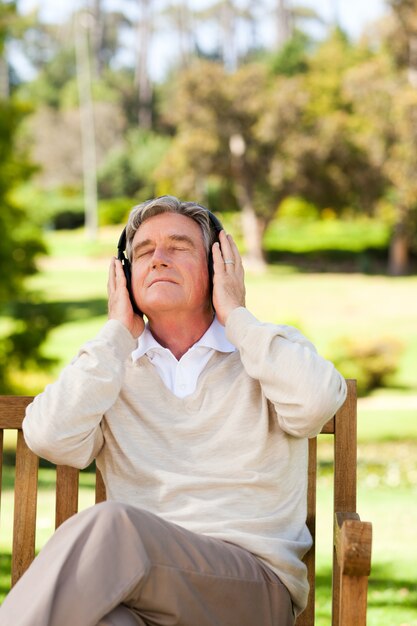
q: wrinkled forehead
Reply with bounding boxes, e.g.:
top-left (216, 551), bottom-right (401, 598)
top-left (133, 212), bottom-right (206, 247)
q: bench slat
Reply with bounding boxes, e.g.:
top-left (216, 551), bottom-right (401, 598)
top-left (12, 431), bottom-right (39, 586)
top-left (95, 468), bottom-right (106, 503)
top-left (297, 436), bottom-right (318, 626)
top-left (55, 465), bottom-right (80, 528)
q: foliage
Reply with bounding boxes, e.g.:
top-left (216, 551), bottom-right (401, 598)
top-left (11, 184), bottom-right (85, 228)
top-left (20, 46), bottom-right (76, 108)
top-left (269, 30), bottom-right (311, 76)
top-left (97, 128), bottom-right (171, 201)
top-left (156, 35), bottom-right (384, 262)
top-left (0, 99), bottom-right (62, 392)
top-left (277, 196), bottom-right (319, 221)
top-left (0, 101), bottom-right (40, 297)
top-left (329, 336), bottom-right (404, 396)
top-left (263, 215), bottom-right (390, 254)
top-left (21, 101), bottom-right (126, 189)
top-left (4, 0), bottom-right (417, 274)
top-left (342, 4), bottom-right (417, 273)
top-left (99, 197), bottom-right (132, 226)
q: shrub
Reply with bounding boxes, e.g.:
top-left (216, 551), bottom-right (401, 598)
top-left (12, 185), bottom-right (85, 229)
top-left (51, 208), bottom-right (84, 229)
top-left (277, 196), bottom-right (320, 221)
top-left (98, 197), bottom-right (133, 226)
top-left (329, 336), bottom-right (404, 396)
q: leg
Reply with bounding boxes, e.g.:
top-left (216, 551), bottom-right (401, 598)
top-left (0, 501), bottom-right (294, 626)
top-left (121, 509), bottom-right (294, 626)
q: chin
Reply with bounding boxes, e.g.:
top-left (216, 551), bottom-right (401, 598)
top-left (140, 298), bottom-right (182, 316)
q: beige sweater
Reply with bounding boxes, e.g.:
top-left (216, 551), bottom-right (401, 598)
top-left (23, 307), bottom-right (346, 616)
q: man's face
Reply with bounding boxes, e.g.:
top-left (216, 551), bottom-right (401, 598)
top-left (130, 212), bottom-right (210, 317)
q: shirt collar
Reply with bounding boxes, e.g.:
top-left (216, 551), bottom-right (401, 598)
top-left (131, 316), bottom-right (236, 362)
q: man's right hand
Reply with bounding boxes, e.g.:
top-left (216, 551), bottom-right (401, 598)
top-left (107, 257), bottom-right (145, 339)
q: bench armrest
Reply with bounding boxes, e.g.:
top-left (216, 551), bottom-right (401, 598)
top-left (334, 512), bottom-right (372, 576)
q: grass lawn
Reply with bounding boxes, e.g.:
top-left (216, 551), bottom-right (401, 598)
top-left (1, 222), bottom-right (417, 623)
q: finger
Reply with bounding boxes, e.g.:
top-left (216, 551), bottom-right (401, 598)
top-left (226, 234), bottom-right (239, 259)
top-left (114, 257), bottom-right (127, 286)
top-left (218, 230), bottom-right (235, 268)
top-left (212, 241), bottom-right (226, 273)
top-left (227, 234), bottom-right (243, 269)
top-left (107, 257), bottom-right (116, 294)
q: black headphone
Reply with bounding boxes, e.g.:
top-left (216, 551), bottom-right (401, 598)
top-left (117, 209), bottom-right (224, 316)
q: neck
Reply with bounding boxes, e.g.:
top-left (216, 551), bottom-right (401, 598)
top-left (147, 308), bottom-right (214, 360)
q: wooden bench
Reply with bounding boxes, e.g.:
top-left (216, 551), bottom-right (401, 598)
top-left (0, 380), bottom-right (372, 624)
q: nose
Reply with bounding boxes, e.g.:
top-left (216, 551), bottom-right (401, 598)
top-left (150, 246), bottom-right (169, 269)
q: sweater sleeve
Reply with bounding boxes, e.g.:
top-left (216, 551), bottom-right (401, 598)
top-left (225, 307), bottom-right (347, 438)
top-left (22, 320), bottom-right (138, 468)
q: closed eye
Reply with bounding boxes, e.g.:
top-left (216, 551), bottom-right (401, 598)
top-left (170, 245), bottom-right (189, 252)
top-left (132, 235), bottom-right (196, 260)
top-left (168, 235), bottom-right (196, 250)
top-left (134, 249), bottom-right (153, 260)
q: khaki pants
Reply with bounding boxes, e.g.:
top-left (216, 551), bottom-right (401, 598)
top-left (0, 502), bottom-right (294, 626)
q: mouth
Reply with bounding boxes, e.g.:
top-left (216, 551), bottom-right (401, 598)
top-left (148, 278), bottom-right (177, 288)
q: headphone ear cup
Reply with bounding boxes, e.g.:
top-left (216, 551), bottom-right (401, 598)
top-left (207, 211), bottom-right (222, 295)
top-left (117, 230), bottom-right (143, 317)
top-left (122, 256), bottom-right (132, 289)
top-left (208, 249), bottom-right (214, 293)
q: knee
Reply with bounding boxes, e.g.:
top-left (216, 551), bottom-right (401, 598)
top-left (84, 501), bottom-right (138, 531)
top-left (93, 500), bottom-right (131, 518)
top-left (58, 501), bottom-right (141, 540)
top-left (89, 501), bottom-right (158, 532)
top-left (59, 501), bottom-right (158, 567)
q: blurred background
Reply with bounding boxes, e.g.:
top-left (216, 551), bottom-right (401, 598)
top-left (0, 0), bottom-right (416, 623)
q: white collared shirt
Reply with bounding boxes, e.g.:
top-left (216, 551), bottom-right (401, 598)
top-left (131, 317), bottom-right (236, 398)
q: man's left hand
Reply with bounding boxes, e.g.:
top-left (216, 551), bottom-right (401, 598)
top-left (212, 231), bottom-right (246, 326)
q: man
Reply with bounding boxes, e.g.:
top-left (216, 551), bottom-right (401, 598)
top-left (0, 196), bottom-right (346, 626)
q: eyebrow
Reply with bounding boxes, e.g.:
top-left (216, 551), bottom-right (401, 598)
top-left (132, 234), bottom-right (196, 256)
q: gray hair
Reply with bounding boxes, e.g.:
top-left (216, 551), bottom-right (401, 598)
top-left (125, 195), bottom-right (216, 262)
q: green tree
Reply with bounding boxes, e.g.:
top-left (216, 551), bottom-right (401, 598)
top-left (0, 0), bottom-right (16, 96)
top-left (156, 34), bottom-right (382, 267)
top-left (387, 0), bottom-right (417, 272)
top-left (291, 29), bottom-right (384, 214)
top-left (97, 128), bottom-right (171, 201)
top-left (0, 99), bottom-right (62, 392)
top-left (269, 30), bottom-right (311, 76)
top-left (345, 8), bottom-right (417, 274)
top-left (157, 61), bottom-right (271, 267)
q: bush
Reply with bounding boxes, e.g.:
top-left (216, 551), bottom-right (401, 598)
top-left (97, 129), bottom-right (171, 200)
top-left (329, 336), bottom-right (404, 396)
top-left (12, 185), bottom-right (85, 229)
top-left (277, 196), bottom-right (320, 221)
top-left (98, 197), bottom-right (133, 226)
top-left (52, 208), bottom-right (84, 229)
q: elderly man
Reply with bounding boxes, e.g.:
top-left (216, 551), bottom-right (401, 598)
top-left (0, 196), bottom-right (346, 626)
